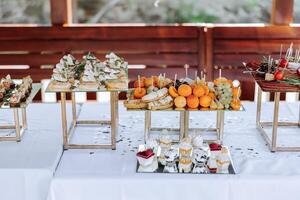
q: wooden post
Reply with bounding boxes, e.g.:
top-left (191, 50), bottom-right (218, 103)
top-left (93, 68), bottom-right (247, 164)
top-left (197, 27), bottom-right (206, 77)
top-left (50, 0), bottom-right (73, 25)
top-left (271, 0), bottom-right (294, 25)
top-left (205, 27), bottom-right (214, 81)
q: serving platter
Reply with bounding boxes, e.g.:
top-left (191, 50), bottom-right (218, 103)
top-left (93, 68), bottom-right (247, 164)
top-left (136, 145), bottom-right (236, 174)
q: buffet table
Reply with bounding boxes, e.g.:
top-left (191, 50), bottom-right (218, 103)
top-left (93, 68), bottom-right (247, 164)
top-left (47, 101), bottom-right (300, 200)
top-left (0, 103), bottom-right (73, 200)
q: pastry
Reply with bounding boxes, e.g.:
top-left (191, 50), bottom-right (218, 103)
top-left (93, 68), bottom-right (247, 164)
top-left (48, 80), bottom-right (72, 90)
top-left (208, 143), bottom-right (222, 173)
top-left (148, 96), bottom-right (173, 110)
top-left (192, 148), bottom-right (209, 174)
top-left (179, 138), bottom-right (192, 158)
top-left (178, 84), bottom-right (192, 97)
top-left (105, 80), bottom-right (127, 90)
top-left (187, 95), bottom-right (199, 109)
top-left (163, 147), bottom-right (178, 173)
top-left (174, 96), bottom-right (186, 108)
top-left (9, 93), bottom-right (21, 107)
top-left (141, 88), bottom-right (168, 103)
top-left (124, 99), bottom-right (148, 109)
top-left (178, 157), bottom-right (192, 173)
top-left (159, 130), bottom-right (172, 165)
top-left (1, 75), bottom-right (15, 90)
top-left (199, 95), bottom-right (212, 108)
top-left (216, 147), bottom-right (231, 173)
top-left (137, 149), bottom-right (158, 172)
top-left (168, 86), bottom-right (179, 98)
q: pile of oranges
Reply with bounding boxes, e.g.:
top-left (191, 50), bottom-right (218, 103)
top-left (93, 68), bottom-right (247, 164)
top-left (169, 83), bottom-right (215, 110)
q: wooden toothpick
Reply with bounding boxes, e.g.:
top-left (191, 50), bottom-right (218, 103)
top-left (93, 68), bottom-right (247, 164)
top-left (174, 74), bottom-right (177, 87)
top-left (184, 64), bottom-right (189, 79)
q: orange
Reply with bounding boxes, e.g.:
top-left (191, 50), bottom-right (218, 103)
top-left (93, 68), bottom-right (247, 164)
top-left (144, 78), bottom-right (154, 88)
top-left (134, 88), bottom-right (146, 99)
top-left (208, 92), bottom-right (216, 100)
top-left (178, 84), bottom-right (192, 97)
top-left (231, 99), bottom-right (241, 110)
top-left (232, 87), bottom-right (241, 98)
top-left (193, 85), bottom-right (205, 97)
top-left (199, 95), bottom-right (212, 108)
top-left (169, 86), bottom-right (179, 98)
top-left (133, 78), bottom-right (145, 88)
top-left (213, 77), bottom-right (227, 85)
top-left (187, 95), bottom-right (199, 109)
top-left (204, 85), bottom-right (209, 95)
top-left (174, 96), bottom-right (187, 108)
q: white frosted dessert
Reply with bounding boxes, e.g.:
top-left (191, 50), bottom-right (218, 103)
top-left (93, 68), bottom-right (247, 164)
top-left (216, 147), bottom-right (231, 173)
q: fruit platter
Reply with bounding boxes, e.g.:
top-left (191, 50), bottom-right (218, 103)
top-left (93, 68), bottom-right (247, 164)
top-left (124, 68), bottom-right (243, 111)
top-left (136, 134), bottom-right (235, 174)
top-left (0, 75), bottom-right (41, 108)
top-left (46, 52), bottom-right (128, 92)
top-left (245, 43), bottom-right (300, 89)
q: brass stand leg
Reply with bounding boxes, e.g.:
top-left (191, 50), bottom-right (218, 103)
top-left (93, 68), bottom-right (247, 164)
top-left (256, 87), bottom-right (262, 127)
top-left (71, 92), bottom-right (77, 127)
top-left (216, 111), bottom-right (220, 138)
top-left (110, 92), bottom-right (118, 150)
top-left (271, 92), bottom-right (280, 152)
top-left (60, 92), bottom-right (68, 149)
top-left (144, 111), bottom-right (151, 142)
top-left (14, 108), bottom-right (21, 142)
top-left (179, 111), bottom-right (185, 140)
top-left (21, 108), bottom-right (27, 130)
top-left (184, 111), bottom-right (189, 138)
top-left (218, 111), bottom-right (225, 144)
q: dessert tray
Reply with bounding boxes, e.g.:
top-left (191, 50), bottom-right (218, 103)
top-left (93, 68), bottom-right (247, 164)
top-left (0, 75), bottom-right (41, 109)
top-left (46, 52), bottom-right (128, 93)
top-left (124, 70), bottom-right (243, 112)
top-left (136, 136), bottom-right (236, 174)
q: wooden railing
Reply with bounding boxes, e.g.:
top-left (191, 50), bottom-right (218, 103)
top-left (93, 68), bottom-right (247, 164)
top-left (0, 0), bottom-right (298, 101)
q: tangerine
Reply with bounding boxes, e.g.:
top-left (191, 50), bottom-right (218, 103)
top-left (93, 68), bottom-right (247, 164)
top-left (199, 95), bottom-right (212, 108)
top-left (178, 84), bottom-right (192, 97)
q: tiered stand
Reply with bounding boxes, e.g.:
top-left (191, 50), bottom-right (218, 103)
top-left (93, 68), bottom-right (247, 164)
top-left (0, 83), bottom-right (41, 142)
top-left (252, 74), bottom-right (300, 152)
top-left (136, 108), bottom-right (244, 144)
top-left (46, 82), bottom-right (124, 150)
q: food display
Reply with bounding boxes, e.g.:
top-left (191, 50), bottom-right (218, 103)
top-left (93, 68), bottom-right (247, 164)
top-left (47, 52), bottom-right (128, 91)
top-left (124, 70), bottom-right (242, 111)
top-left (0, 75), bottom-right (33, 107)
top-left (136, 133), bottom-right (235, 174)
top-left (246, 43), bottom-right (300, 86)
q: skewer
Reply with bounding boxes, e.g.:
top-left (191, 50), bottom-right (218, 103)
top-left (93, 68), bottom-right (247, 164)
top-left (203, 74), bottom-right (206, 82)
top-left (138, 75), bottom-right (141, 92)
top-left (194, 70), bottom-right (197, 81)
top-left (184, 64), bottom-right (189, 79)
top-left (163, 73), bottom-right (166, 79)
top-left (200, 71), bottom-right (203, 79)
top-left (158, 74), bottom-right (162, 89)
top-left (174, 74), bottom-right (177, 87)
top-left (219, 68), bottom-right (222, 79)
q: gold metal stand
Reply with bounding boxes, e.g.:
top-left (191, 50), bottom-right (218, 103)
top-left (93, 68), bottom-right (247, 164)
top-left (60, 92), bottom-right (118, 150)
top-left (0, 108), bottom-right (27, 142)
top-left (256, 87), bottom-right (300, 152)
top-left (144, 110), bottom-right (225, 144)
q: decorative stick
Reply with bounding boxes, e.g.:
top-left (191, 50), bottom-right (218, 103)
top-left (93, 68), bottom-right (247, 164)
top-left (163, 73), bottom-right (166, 79)
top-left (151, 76), bottom-right (154, 87)
top-left (200, 70), bottom-right (203, 79)
top-left (219, 68), bottom-right (222, 79)
top-left (279, 44), bottom-right (283, 59)
top-left (138, 75), bottom-right (141, 91)
top-left (159, 74), bottom-right (162, 89)
top-left (203, 74), bottom-right (206, 82)
top-left (174, 74), bottom-right (177, 87)
top-left (194, 70), bottom-right (197, 81)
top-left (184, 64), bottom-right (189, 79)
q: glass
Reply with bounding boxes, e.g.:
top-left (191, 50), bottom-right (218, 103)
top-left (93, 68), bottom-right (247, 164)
top-left (73, 0), bottom-right (272, 24)
top-left (0, 0), bottom-right (50, 24)
top-left (0, 83), bottom-right (41, 109)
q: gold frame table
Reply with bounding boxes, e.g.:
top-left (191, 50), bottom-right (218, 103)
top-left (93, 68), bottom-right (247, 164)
top-left (46, 83), bottom-right (123, 150)
top-left (247, 65), bottom-right (300, 152)
top-left (0, 83), bottom-right (41, 142)
top-left (138, 107), bottom-right (243, 144)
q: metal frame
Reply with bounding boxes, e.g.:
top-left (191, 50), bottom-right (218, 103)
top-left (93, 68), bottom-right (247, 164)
top-left (256, 87), bottom-right (300, 152)
top-left (0, 108), bottom-right (27, 142)
top-left (60, 92), bottom-right (118, 150)
top-left (144, 110), bottom-right (225, 144)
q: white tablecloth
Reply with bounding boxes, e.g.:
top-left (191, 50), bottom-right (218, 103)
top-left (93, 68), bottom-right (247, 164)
top-left (0, 103), bottom-right (74, 200)
top-left (47, 101), bottom-right (300, 200)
